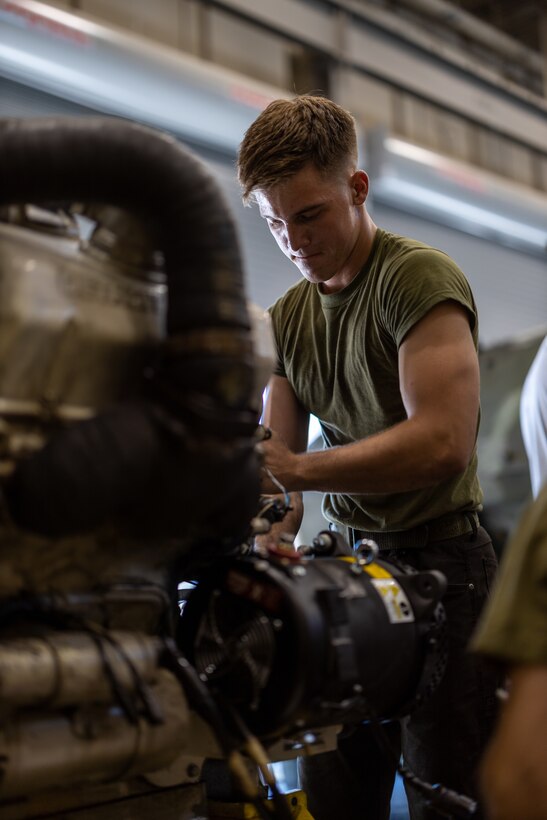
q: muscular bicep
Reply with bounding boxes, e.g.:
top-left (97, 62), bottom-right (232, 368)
top-left (398, 301), bottom-right (479, 468)
top-left (262, 375), bottom-right (310, 453)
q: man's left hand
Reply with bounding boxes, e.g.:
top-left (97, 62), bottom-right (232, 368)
top-left (257, 428), bottom-right (298, 493)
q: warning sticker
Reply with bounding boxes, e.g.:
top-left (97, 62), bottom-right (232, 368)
top-left (363, 563), bottom-right (392, 580)
top-left (371, 578), bottom-right (414, 623)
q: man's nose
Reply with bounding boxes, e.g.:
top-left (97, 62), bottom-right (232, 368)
top-left (286, 223), bottom-right (310, 254)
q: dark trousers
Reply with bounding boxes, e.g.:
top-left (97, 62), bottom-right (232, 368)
top-left (298, 527), bottom-right (501, 820)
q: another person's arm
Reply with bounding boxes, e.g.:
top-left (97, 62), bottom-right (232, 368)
top-left (472, 484), bottom-right (547, 819)
top-left (479, 665), bottom-right (547, 820)
top-left (260, 301), bottom-right (479, 495)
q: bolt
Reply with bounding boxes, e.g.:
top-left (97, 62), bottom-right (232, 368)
top-left (251, 517), bottom-right (271, 534)
top-left (292, 566), bottom-right (307, 577)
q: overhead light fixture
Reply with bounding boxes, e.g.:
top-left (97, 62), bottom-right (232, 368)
top-left (0, 0), bottom-right (281, 153)
top-left (366, 130), bottom-right (547, 257)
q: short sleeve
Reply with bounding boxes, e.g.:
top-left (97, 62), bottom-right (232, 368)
top-left (268, 301), bottom-right (287, 378)
top-left (380, 248), bottom-right (477, 349)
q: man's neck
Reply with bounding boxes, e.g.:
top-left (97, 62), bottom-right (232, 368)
top-left (320, 217), bottom-right (378, 295)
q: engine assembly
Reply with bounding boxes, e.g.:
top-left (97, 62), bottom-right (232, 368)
top-left (0, 116), bottom-right (453, 819)
top-left (179, 534), bottom-right (447, 739)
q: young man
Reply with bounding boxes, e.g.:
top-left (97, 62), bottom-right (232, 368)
top-left (238, 95), bottom-right (499, 820)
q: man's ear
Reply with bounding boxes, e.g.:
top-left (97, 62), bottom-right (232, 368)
top-left (351, 170), bottom-right (369, 205)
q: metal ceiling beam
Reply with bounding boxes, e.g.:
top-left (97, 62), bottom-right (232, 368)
top-left (388, 0), bottom-right (542, 70)
top-left (206, 0), bottom-right (547, 153)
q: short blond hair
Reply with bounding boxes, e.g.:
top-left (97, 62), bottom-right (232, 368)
top-left (237, 95), bottom-right (358, 203)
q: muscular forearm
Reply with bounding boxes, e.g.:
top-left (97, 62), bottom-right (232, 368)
top-left (273, 416), bottom-right (471, 495)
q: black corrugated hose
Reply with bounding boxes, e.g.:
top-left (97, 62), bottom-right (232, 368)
top-left (0, 116), bottom-right (260, 539)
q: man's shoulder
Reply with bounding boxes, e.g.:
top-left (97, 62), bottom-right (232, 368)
top-left (375, 230), bottom-right (469, 297)
top-left (377, 229), bottom-right (459, 270)
top-left (373, 229), bottom-right (477, 341)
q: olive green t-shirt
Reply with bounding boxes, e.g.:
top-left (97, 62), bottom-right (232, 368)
top-left (472, 484), bottom-right (547, 664)
top-left (269, 228), bottom-right (483, 532)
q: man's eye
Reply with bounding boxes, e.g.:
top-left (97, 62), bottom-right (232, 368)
top-left (268, 219), bottom-right (282, 230)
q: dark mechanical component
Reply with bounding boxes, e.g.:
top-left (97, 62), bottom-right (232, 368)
top-left (256, 495), bottom-right (293, 525)
top-left (0, 116), bottom-right (262, 810)
top-left (299, 529), bottom-right (354, 557)
top-left (179, 545), bottom-right (448, 739)
top-left (0, 116), bottom-right (260, 541)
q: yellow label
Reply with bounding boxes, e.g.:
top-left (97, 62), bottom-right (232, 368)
top-left (363, 563), bottom-right (392, 579)
top-left (371, 578), bottom-right (414, 623)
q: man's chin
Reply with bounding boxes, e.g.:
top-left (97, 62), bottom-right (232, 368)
top-left (295, 261), bottom-right (330, 283)
top-left (300, 270), bottom-right (323, 284)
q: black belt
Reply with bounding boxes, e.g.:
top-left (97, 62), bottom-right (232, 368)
top-left (344, 511), bottom-right (480, 550)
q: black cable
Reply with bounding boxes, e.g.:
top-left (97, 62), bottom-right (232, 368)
top-left (396, 759), bottom-right (478, 819)
top-left (161, 641), bottom-right (269, 809)
top-left (161, 640), bottom-right (293, 820)
top-left (53, 609), bottom-right (163, 726)
top-left (220, 699), bottom-right (294, 820)
top-left (86, 630), bottom-right (140, 725)
top-left (99, 630), bottom-right (164, 725)
top-left (161, 637), bottom-right (238, 757)
top-left (0, 597), bottom-right (161, 726)
top-left (367, 719), bottom-right (478, 819)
